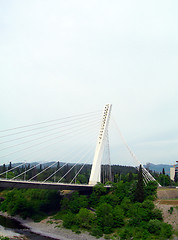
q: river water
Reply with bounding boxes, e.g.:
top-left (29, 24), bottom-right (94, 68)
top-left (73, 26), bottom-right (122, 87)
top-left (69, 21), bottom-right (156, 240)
top-left (0, 215), bottom-right (59, 240)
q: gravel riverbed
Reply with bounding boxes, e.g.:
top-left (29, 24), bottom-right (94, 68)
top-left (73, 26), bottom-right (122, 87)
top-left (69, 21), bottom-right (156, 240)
top-left (0, 212), bottom-right (105, 240)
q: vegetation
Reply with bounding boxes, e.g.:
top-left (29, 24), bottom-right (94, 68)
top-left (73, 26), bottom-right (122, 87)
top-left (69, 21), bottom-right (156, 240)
top-left (0, 237), bottom-right (9, 240)
top-left (0, 189), bottom-right (61, 221)
top-left (0, 164), bottom-right (176, 239)
top-left (135, 165), bottom-right (144, 202)
top-left (0, 162), bottom-right (137, 184)
top-left (52, 178), bottom-right (173, 239)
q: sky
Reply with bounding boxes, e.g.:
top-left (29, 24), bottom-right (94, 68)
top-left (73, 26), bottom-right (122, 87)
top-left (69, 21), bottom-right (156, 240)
top-left (0, 0), bottom-right (178, 166)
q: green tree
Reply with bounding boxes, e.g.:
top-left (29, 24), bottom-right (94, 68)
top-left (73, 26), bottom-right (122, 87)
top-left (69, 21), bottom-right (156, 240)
top-left (8, 162), bottom-right (12, 170)
top-left (76, 174), bottom-right (87, 184)
top-left (128, 172), bottom-right (133, 182)
top-left (63, 212), bottom-right (76, 228)
top-left (89, 183), bottom-right (107, 207)
top-left (96, 203), bottom-right (113, 234)
top-left (120, 197), bottom-right (132, 216)
top-left (135, 165), bottom-right (144, 202)
top-left (112, 206), bottom-right (124, 227)
top-left (148, 219), bottom-right (162, 235)
top-left (76, 208), bottom-right (94, 229)
top-left (158, 174), bottom-right (171, 186)
top-left (67, 192), bottom-right (88, 213)
top-left (160, 222), bottom-right (173, 238)
top-left (144, 181), bottom-right (158, 200)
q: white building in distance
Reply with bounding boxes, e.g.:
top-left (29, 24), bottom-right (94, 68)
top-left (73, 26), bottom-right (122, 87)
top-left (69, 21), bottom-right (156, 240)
top-left (170, 167), bottom-right (175, 181)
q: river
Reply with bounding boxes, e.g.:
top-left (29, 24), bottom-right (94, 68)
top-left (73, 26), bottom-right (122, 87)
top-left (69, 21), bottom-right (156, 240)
top-left (0, 215), bottom-right (59, 240)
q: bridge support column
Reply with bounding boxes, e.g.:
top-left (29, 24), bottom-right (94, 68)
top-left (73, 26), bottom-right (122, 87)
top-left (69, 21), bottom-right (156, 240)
top-left (89, 104), bottom-right (112, 185)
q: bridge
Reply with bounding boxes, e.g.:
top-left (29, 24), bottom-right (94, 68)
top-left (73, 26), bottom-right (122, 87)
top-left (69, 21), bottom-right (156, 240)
top-left (0, 104), bottom-right (158, 191)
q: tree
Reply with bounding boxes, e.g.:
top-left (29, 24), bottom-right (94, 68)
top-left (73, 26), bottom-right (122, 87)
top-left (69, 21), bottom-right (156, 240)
top-left (76, 208), bottom-right (94, 229)
top-left (128, 172), bottom-right (133, 182)
top-left (2, 164), bottom-right (6, 173)
top-left (113, 206), bottom-right (124, 227)
top-left (162, 168), bottom-right (165, 175)
top-left (144, 181), bottom-right (158, 200)
top-left (96, 203), bottom-right (114, 234)
top-left (135, 165), bottom-right (144, 202)
top-left (174, 171), bottom-right (178, 182)
top-left (8, 162), bottom-right (12, 170)
top-left (66, 192), bottom-right (88, 214)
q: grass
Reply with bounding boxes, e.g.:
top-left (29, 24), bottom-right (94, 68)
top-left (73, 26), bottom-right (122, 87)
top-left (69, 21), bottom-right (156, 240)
top-left (47, 220), bottom-right (53, 224)
top-left (159, 198), bottom-right (178, 200)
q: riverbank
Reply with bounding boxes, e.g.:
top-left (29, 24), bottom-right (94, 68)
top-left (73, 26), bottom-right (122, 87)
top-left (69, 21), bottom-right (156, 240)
top-left (0, 224), bottom-right (25, 240)
top-left (0, 212), bottom-right (105, 240)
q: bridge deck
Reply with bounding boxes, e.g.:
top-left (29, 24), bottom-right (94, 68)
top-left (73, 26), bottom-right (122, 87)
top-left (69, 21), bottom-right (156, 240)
top-left (0, 179), bottom-right (95, 191)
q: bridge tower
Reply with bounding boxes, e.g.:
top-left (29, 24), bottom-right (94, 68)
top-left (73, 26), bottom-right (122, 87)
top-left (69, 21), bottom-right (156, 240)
top-left (89, 104), bottom-right (112, 185)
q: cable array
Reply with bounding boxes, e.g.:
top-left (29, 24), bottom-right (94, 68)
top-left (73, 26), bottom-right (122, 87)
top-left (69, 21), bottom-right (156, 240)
top-left (101, 130), bottom-right (112, 183)
top-left (111, 117), bottom-right (160, 186)
top-left (0, 110), bottom-right (102, 184)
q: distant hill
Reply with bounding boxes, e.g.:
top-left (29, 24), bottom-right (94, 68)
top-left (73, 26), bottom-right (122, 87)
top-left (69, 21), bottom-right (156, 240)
top-left (144, 163), bottom-right (173, 175)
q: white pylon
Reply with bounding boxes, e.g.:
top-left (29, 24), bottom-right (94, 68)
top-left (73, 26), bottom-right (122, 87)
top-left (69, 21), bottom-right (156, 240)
top-left (89, 104), bottom-right (112, 185)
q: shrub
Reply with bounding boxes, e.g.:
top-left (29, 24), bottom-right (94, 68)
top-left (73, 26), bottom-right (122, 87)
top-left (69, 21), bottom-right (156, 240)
top-left (144, 181), bottom-right (158, 200)
top-left (89, 183), bottom-right (107, 207)
top-left (96, 203), bottom-right (114, 233)
top-left (63, 212), bottom-right (76, 229)
top-left (76, 208), bottom-right (95, 229)
top-left (119, 228), bottom-right (133, 240)
top-left (99, 194), bottom-right (119, 207)
top-left (90, 226), bottom-right (103, 238)
top-left (120, 197), bottom-right (132, 215)
top-left (168, 206), bottom-right (174, 214)
top-left (142, 200), bottom-right (154, 210)
top-left (161, 222), bottom-right (173, 238)
top-left (67, 192), bottom-right (88, 214)
top-left (128, 203), bottom-right (152, 225)
top-left (148, 219), bottom-right (162, 235)
top-left (151, 208), bottom-right (163, 220)
top-left (71, 225), bottom-right (80, 233)
top-left (0, 189), bottom-right (61, 220)
top-left (113, 206), bottom-right (124, 227)
top-left (0, 237), bottom-right (10, 240)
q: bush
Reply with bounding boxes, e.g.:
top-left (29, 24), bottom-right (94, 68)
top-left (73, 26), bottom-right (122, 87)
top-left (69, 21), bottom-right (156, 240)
top-left (134, 227), bottom-right (151, 240)
top-left (168, 206), bottom-right (174, 214)
top-left (99, 194), bottom-right (119, 207)
top-left (89, 183), bottom-right (107, 207)
top-left (160, 222), bottom-right (173, 238)
top-left (151, 208), bottom-right (163, 220)
top-left (63, 212), bottom-right (76, 229)
top-left (142, 200), bottom-right (154, 210)
top-left (71, 225), bottom-right (80, 233)
top-left (90, 226), bottom-right (103, 238)
top-left (128, 203), bottom-right (152, 225)
top-left (148, 219), bottom-right (162, 235)
top-left (120, 197), bottom-right (132, 215)
top-left (0, 189), bottom-right (61, 220)
top-left (144, 181), bottom-right (158, 200)
top-left (113, 206), bottom-right (124, 227)
top-left (76, 208), bottom-right (95, 229)
top-left (65, 192), bottom-right (88, 214)
top-left (0, 237), bottom-right (10, 240)
top-left (119, 228), bottom-right (133, 240)
top-left (96, 203), bottom-right (114, 233)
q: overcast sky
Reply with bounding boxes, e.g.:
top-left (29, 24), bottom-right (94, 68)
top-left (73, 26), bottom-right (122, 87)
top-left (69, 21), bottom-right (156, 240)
top-left (0, 0), bottom-right (178, 166)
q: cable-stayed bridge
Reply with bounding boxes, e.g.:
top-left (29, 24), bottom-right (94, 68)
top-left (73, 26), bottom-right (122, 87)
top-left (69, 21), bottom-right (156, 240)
top-left (0, 104), bottom-right (158, 191)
